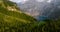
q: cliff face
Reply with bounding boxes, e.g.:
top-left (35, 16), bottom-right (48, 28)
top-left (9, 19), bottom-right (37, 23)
top-left (17, 0), bottom-right (50, 16)
top-left (17, 0), bottom-right (60, 20)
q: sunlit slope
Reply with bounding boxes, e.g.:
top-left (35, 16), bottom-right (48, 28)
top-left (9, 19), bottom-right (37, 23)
top-left (0, 9), bottom-right (36, 23)
top-left (0, 0), bottom-right (37, 23)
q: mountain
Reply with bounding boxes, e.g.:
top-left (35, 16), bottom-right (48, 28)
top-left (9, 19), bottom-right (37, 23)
top-left (17, 0), bottom-right (60, 20)
top-left (17, 0), bottom-right (48, 16)
top-left (17, 0), bottom-right (52, 20)
top-left (0, 0), bottom-right (60, 32)
top-left (17, 0), bottom-right (49, 18)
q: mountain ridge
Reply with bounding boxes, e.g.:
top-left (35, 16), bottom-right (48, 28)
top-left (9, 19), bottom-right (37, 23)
top-left (0, 0), bottom-right (37, 24)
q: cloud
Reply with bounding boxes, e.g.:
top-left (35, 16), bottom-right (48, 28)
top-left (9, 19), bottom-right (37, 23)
top-left (9, 0), bottom-right (28, 3)
top-left (47, 0), bottom-right (52, 3)
top-left (37, 0), bottom-right (52, 3)
top-left (37, 0), bottom-right (45, 2)
top-left (9, 0), bottom-right (52, 3)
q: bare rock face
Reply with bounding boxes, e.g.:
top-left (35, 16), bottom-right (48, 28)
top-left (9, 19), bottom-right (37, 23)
top-left (17, 0), bottom-right (60, 20)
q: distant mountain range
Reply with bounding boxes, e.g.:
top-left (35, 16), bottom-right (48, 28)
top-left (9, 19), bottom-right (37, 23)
top-left (17, 0), bottom-right (60, 20)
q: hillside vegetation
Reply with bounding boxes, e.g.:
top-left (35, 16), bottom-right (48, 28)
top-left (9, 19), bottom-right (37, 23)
top-left (0, 0), bottom-right (60, 32)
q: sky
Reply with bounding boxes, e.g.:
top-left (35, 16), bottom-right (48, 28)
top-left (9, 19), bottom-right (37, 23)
top-left (9, 0), bottom-right (52, 3)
